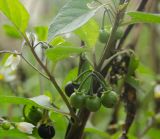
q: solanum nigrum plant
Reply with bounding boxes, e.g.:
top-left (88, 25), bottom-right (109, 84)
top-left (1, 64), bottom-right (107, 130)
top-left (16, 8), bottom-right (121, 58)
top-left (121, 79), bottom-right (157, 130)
top-left (0, 0), bottom-right (159, 139)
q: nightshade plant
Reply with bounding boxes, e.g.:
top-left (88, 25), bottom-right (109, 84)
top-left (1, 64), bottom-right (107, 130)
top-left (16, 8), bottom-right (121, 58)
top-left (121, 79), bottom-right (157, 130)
top-left (0, 0), bottom-right (160, 139)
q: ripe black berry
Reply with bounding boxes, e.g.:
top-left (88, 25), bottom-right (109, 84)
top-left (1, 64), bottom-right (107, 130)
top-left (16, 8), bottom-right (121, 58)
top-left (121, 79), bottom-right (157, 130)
top-left (65, 81), bottom-right (79, 97)
top-left (38, 124), bottom-right (55, 139)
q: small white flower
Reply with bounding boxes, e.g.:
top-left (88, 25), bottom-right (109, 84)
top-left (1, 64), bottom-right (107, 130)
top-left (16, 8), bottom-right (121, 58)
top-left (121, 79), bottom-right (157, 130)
top-left (0, 67), bottom-right (16, 82)
top-left (5, 54), bottom-right (21, 70)
top-left (16, 122), bottom-right (35, 134)
top-left (154, 84), bottom-right (160, 99)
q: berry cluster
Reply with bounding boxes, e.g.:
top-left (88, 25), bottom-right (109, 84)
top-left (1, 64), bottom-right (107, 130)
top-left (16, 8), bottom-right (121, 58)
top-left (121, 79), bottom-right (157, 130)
top-left (65, 82), bottom-right (118, 112)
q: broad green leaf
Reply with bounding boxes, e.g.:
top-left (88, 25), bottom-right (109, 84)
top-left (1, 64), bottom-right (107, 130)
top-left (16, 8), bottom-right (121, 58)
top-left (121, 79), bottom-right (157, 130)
top-left (0, 95), bottom-right (53, 110)
top-left (84, 128), bottom-right (110, 138)
top-left (3, 24), bottom-right (21, 39)
top-left (127, 12), bottom-right (160, 24)
top-left (48, 0), bottom-right (100, 41)
top-left (45, 45), bottom-right (87, 62)
top-left (0, 0), bottom-right (29, 33)
top-left (34, 26), bottom-right (48, 41)
top-left (74, 19), bottom-right (99, 48)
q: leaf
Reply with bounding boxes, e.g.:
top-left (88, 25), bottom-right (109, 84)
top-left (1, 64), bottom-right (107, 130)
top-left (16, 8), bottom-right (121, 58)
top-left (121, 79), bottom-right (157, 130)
top-left (30, 95), bottom-right (52, 108)
top-left (49, 36), bottom-right (66, 46)
top-left (127, 11), bottom-right (160, 24)
top-left (125, 76), bottom-right (142, 92)
top-left (45, 45), bottom-right (87, 62)
top-left (74, 19), bottom-right (99, 48)
top-left (48, 0), bottom-right (100, 41)
top-left (3, 24), bottom-right (21, 39)
top-left (63, 67), bottom-right (78, 86)
top-left (50, 112), bottom-right (68, 139)
top-left (84, 128), bottom-right (110, 138)
top-left (0, 95), bottom-right (53, 110)
top-left (0, 0), bottom-right (29, 33)
top-left (127, 55), bottom-right (139, 76)
top-left (0, 129), bottom-right (28, 138)
top-left (34, 26), bottom-right (48, 41)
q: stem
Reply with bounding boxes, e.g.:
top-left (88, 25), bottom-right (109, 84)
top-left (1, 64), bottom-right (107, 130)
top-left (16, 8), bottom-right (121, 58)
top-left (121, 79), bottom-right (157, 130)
top-left (75, 70), bottom-right (92, 82)
top-left (97, 4), bottom-right (127, 70)
top-left (22, 34), bottom-right (78, 123)
top-left (91, 73), bottom-right (108, 90)
top-left (21, 55), bottom-right (49, 80)
top-left (117, 0), bottom-right (149, 49)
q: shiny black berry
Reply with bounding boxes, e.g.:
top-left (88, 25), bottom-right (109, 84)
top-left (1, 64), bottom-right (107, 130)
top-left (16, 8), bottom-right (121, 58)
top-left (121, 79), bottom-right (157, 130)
top-left (65, 81), bottom-right (79, 97)
top-left (38, 124), bottom-right (55, 139)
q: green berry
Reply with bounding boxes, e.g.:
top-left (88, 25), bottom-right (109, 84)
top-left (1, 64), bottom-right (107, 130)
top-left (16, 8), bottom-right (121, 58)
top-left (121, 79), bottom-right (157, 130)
top-left (85, 96), bottom-right (101, 112)
top-left (101, 91), bottom-right (118, 108)
top-left (99, 29), bottom-right (110, 43)
top-left (2, 121), bottom-right (11, 130)
top-left (70, 92), bottom-right (85, 109)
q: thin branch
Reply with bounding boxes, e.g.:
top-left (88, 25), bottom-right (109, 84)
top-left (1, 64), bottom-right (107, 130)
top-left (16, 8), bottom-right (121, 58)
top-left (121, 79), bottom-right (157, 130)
top-left (22, 34), bottom-right (78, 123)
top-left (21, 55), bottom-right (49, 80)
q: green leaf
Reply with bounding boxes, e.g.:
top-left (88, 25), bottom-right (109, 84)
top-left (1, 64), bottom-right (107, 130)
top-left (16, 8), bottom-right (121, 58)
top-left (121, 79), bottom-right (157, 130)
top-left (45, 45), bottom-right (87, 62)
top-left (0, 0), bottom-right (29, 33)
top-left (3, 24), bottom-right (21, 39)
top-left (125, 76), bottom-right (142, 92)
top-left (127, 55), bottom-right (139, 76)
top-left (48, 0), bottom-right (100, 41)
top-left (0, 95), bottom-right (53, 110)
top-left (84, 128), bottom-right (110, 138)
top-left (49, 36), bottom-right (66, 46)
top-left (74, 19), bottom-right (99, 48)
top-left (63, 67), bottom-right (78, 86)
top-left (0, 129), bottom-right (28, 138)
top-left (50, 112), bottom-right (68, 139)
top-left (127, 12), bottom-right (160, 24)
top-left (34, 26), bottom-right (48, 41)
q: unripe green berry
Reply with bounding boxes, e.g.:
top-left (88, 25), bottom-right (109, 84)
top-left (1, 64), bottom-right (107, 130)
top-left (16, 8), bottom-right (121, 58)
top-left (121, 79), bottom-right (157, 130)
top-left (99, 29), bottom-right (110, 43)
top-left (2, 121), bottom-right (11, 130)
top-left (101, 91), bottom-right (118, 108)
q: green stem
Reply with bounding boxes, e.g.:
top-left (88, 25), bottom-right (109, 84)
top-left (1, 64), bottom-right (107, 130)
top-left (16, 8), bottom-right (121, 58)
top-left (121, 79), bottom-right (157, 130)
top-left (75, 70), bottom-right (92, 82)
top-left (96, 2), bottom-right (129, 71)
top-left (91, 72), bottom-right (108, 91)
